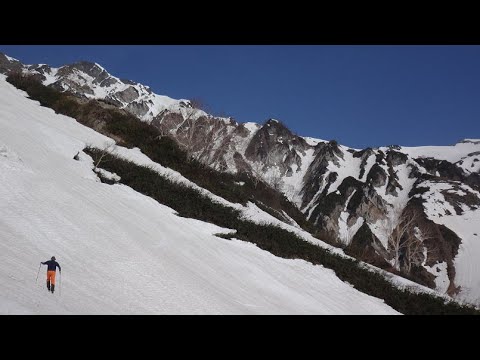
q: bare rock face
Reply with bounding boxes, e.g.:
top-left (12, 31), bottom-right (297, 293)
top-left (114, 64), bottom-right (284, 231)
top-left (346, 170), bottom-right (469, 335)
top-left (399, 198), bottom-right (461, 290)
top-left (300, 141), bottom-right (343, 209)
top-left (307, 172), bottom-right (391, 248)
top-left (50, 67), bottom-right (96, 96)
top-left (354, 147), bottom-right (375, 179)
top-left (26, 64), bottom-right (52, 80)
top-left (152, 110), bottom-right (245, 173)
top-left (353, 186), bottom-right (389, 223)
top-left (57, 61), bottom-right (113, 86)
top-left (102, 96), bottom-right (124, 108)
top-left (346, 222), bottom-right (389, 267)
top-left (386, 169), bottom-right (403, 197)
top-left (245, 119), bottom-right (309, 177)
top-left (439, 181), bottom-right (480, 215)
top-left (125, 101), bottom-right (150, 118)
top-left (386, 149), bottom-right (408, 167)
top-left (233, 152), bottom-right (252, 173)
top-left (152, 111), bottom-right (184, 132)
top-left (205, 123), bottom-right (249, 171)
top-left (416, 158), bottom-right (465, 181)
top-left (115, 86), bottom-right (140, 104)
top-left (366, 164), bottom-right (388, 188)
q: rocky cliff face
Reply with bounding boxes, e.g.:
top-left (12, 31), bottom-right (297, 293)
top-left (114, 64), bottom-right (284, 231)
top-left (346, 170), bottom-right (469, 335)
top-left (2, 52), bottom-right (480, 303)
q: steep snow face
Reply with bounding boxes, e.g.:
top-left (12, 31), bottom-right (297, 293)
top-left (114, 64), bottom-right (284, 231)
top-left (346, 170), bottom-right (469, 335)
top-left (415, 179), bottom-right (480, 305)
top-left (400, 140), bottom-right (480, 164)
top-left (303, 137), bottom-right (327, 146)
top-left (4, 54), bottom-right (18, 62)
top-left (0, 76), bottom-right (398, 314)
top-left (281, 147), bottom-right (317, 207)
top-left (326, 146), bottom-right (362, 195)
top-left (368, 159), bottom-right (418, 248)
top-left (456, 152), bottom-right (480, 174)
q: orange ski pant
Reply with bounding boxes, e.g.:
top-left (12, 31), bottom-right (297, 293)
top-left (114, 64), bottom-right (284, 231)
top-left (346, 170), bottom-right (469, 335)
top-left (46, 270), bottom-right (56, 285)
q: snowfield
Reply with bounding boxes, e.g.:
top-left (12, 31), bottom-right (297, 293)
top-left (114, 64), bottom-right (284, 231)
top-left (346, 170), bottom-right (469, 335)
top-left (0, 76), bottom-right (399, 314)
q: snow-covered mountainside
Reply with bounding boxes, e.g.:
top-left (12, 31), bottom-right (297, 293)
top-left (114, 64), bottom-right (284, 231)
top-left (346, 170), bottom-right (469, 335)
top-left (0, 75), bottom-right (402, 314)
top-left (1, 52), bottom-right (479, 306)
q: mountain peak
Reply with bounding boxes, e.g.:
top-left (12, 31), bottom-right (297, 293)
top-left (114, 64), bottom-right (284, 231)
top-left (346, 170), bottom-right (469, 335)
top-left (0, 52), bottom-right (20, 63)
top-left (65, 61), bottom-right (108, 77)
top-left (264, 118), bottom-right (288, 130)
top-left (266, 118), bottom-right (279, 124)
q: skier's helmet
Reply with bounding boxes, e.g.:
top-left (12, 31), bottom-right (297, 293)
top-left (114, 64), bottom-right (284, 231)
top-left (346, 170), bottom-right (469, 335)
top-left (51, 256), bottom-right (56, 261)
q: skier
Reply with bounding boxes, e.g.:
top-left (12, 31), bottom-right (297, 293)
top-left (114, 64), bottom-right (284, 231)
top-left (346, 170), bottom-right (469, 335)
top-left (41, 256), bottom-right (61, 293)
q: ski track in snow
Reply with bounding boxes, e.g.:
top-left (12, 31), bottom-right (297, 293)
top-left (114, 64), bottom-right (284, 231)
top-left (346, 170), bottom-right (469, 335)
top-left (0, 76), bottom-right (399, 314)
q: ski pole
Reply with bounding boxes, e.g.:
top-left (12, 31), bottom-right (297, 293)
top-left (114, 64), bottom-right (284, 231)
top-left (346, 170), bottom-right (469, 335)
top-left (36, 263), bottom-right (41, 282)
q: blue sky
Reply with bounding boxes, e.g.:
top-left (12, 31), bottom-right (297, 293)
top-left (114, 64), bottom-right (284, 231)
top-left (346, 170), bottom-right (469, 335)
top-left (1, 45), bottom-right (479, 149)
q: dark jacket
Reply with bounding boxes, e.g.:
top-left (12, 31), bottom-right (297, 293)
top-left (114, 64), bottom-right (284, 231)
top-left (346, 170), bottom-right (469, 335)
top-left (42, 260), bottom-right (61, 272)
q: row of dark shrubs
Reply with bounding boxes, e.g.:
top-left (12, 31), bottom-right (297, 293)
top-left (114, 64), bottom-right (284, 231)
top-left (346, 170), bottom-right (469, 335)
top-left (85, 147), bottom-right (479, 314)
top-left (6, 72), bottom-right (313, 233)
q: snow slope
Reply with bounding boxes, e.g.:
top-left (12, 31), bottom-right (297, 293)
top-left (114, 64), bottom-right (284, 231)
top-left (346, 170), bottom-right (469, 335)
top-left (0, 76), bottom-right (398, 314)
